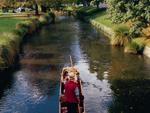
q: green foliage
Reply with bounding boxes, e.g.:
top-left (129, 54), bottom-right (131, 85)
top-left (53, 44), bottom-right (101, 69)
top-left (86, 10), bottom-right (115, 28)
top-left (106, 0), bottom-right (150, 37)
top-left (63, 6), bottom-right (76, 11)
top-left (13, 28), bottom-right (28, 37)
top-left (78, 6), bottom-right (100, 15)
top-left (0, 13), bottom-right (54, 68)
top-left (39, 14), bottom-right (52, 25)
top-left (125, 41), bottom-right (145, 54)
top-left (114, 25), bottom-right (130, 37)
top-left (16, 22), bottom-right (30, 30)
top-left (0, 17), bottom-right (23, 33)
top-left (0, 32), bottom-right (22, 67)
top-left (111, 25), bottom-right (130, 46)
top-left (39, 15), bottom-right (47, 24)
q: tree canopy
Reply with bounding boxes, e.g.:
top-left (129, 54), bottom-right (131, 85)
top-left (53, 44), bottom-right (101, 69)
top-left (106, 0), bottom-right (150, 37)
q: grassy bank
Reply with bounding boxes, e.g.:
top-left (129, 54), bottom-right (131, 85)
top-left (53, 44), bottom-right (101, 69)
top-left (0, 12), bottom-right (55, 70)
top-left (77, 7), bottom-right (150, 55)
top-left (0, 17), bottom-right (28, 33)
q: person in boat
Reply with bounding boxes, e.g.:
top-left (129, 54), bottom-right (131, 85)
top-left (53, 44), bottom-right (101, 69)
top-left (61, 66), bottom-right (80, 84)
top-left (61, 67), bottom-right (69, 84)
top-left (64, 72), bottom-right (80, 113)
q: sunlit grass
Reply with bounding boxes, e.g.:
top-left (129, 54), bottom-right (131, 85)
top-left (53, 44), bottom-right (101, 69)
top-left (90, 11), bottom-right (114, 28)
top-left (133, 37), bottom-right (150, 47)
top-left (0, 17), bottom-right (27, 33)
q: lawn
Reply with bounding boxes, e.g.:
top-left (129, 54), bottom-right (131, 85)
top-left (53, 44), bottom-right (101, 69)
top-left (77, 7), bottom-right (124, 29)
top-left (90, 11), bottom-right (116, 28)
top-left (0, 17), bottom-right (32, 33)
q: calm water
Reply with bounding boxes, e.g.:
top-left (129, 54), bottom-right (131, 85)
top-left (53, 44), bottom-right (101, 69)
top-left (0, 16), bottom-right (150, 113)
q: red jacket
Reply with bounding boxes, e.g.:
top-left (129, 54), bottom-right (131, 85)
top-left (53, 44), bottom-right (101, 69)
top-left (64, 80), bottom-right (79, 103)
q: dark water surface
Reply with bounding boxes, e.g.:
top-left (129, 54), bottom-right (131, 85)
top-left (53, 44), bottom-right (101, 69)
top-left (0, 16), bottom-right (150, 113)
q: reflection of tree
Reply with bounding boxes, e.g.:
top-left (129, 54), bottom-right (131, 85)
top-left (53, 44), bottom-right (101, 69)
top-left (109, 79), bottom-right (150, 113)
top-left (20, 18), bottom-right (83, 98)
top-left (0, 71), bottom-right (14, 100)
top-left (109, 46), bottom-right (148, 80)
top-left (78, 21), bottom-right (150, 113)
top-left (79, 25), bottom-right (111, 80)
top-left (109, 47), bottom-right (150, 113)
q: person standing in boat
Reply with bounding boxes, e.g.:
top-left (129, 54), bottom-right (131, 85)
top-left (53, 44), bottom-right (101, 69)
top-left (64, 72), bottom-right (80, 113)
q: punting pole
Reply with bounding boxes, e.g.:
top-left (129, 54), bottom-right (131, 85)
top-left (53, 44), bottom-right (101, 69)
top-left (70, 55), bottom-right (73, 67)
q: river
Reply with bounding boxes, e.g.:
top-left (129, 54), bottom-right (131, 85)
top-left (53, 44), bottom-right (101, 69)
top-left (0, 16), bottom-right (150, 113)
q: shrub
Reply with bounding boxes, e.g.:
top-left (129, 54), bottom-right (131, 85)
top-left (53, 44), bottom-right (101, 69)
top-left (13, 28), bottom-right (28, 37)
top-left (0, 13), bottom-right (53, 69)
top-left (39, 14), bottom-right (52, 25)
top-left (77, 7), bottom-right (100, 16)
top-left (25, 21), bottom-right (37, 33)
top-left (106, 0), bottom-right (150, 37)
top-left (16, 22), bottom-right (29, 30)
top-left (16, 21), bottom-right (36, 34)
top-left (111, 25), bottom-right (130, 46)
top-left (0, 32), bottom-right (21, 67)
top-left (125, 41), bottom-right (145, 54)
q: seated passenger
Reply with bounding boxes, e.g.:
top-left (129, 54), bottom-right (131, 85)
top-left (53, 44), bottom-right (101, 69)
top-left (64, 72), bottom-right (80, 113)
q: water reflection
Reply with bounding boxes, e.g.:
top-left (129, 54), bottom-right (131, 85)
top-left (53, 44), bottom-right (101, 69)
top-left (70, 20), bottom-right (150, 113)
top-left (0, 16), bottom-right (150, 113)
top-left (109, 79), bottom-right (150, 113)
top-left (0, 71), bottom-right (14, 100)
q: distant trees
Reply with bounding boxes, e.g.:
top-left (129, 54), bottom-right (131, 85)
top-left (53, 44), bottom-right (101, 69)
top-left (0, 0), bottom-right (64, 14)
top-left (106, 0), bottom-right (150, 37)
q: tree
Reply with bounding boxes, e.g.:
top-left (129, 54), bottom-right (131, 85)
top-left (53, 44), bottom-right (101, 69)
top-left (106, 0), bottom-right (150, 37)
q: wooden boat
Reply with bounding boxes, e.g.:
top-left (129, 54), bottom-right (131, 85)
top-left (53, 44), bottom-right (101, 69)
top-left (59, 56), bottom-right (85, 113)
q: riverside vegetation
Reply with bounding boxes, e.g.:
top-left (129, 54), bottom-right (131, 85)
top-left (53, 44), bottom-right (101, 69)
top-left (76, 1), bottom-right (150, 56)
top-left (0, 12), bottom-right (55, 70)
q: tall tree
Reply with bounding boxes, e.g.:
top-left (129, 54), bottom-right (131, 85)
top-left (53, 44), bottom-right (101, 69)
top-left (106, 0), bottom-right (150, 37)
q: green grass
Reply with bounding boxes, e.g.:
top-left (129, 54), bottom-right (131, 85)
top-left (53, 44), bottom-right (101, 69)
top-left (91, 11), bottom-right (126, 30)
top-left (63, 6), bottom-right (77, 11)
top-left (0, 17), bottom-right (32, 33)
top-left (78, 6), bottom-right (98, 14)
top-left (77, 7), bottom-right (123, 29)
top-left (91, 11), bottom-right (115, 28)
top-left (0, 17), bottom-right (24, 33)
top-left (133, 37), bottom-right (150, 47)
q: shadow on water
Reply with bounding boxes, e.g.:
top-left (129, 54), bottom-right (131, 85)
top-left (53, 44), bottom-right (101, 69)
top-left (109, 79), bottom-right (150, 113)
top-left (0, 70), bottom-right (14, 102)
top-left (0, 15), bottom-right (150, 113)
top-left (76, 20), bottom-right (150, 113)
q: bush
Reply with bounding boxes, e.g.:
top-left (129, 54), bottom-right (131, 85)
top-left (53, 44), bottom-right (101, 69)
top-left (0, 32), bottom-right (21, 67)
top-left (25, 21), bottom-right (37, 33)
top-left (0, 13), bottom-right (54, 69)
top-left (111, 25), bottom-right (130, 46)
top-left (39, 14), bottom-right (52, 25)
top-left (16, 22), bottom-right (29, 30)
top-left (13, 27), bottom-right (28, 37)
top-left (77, 7), bottom-right (100, 16)
top-left (16, 21), bottom-right (36, 34)
top-left (125, 41), bottom-right (145, 54)
top-left (106, 0), bottom-right (150, 37)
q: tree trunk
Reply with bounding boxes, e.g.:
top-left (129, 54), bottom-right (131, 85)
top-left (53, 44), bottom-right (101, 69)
top-left (35, 3), bottom-right (39, 15)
